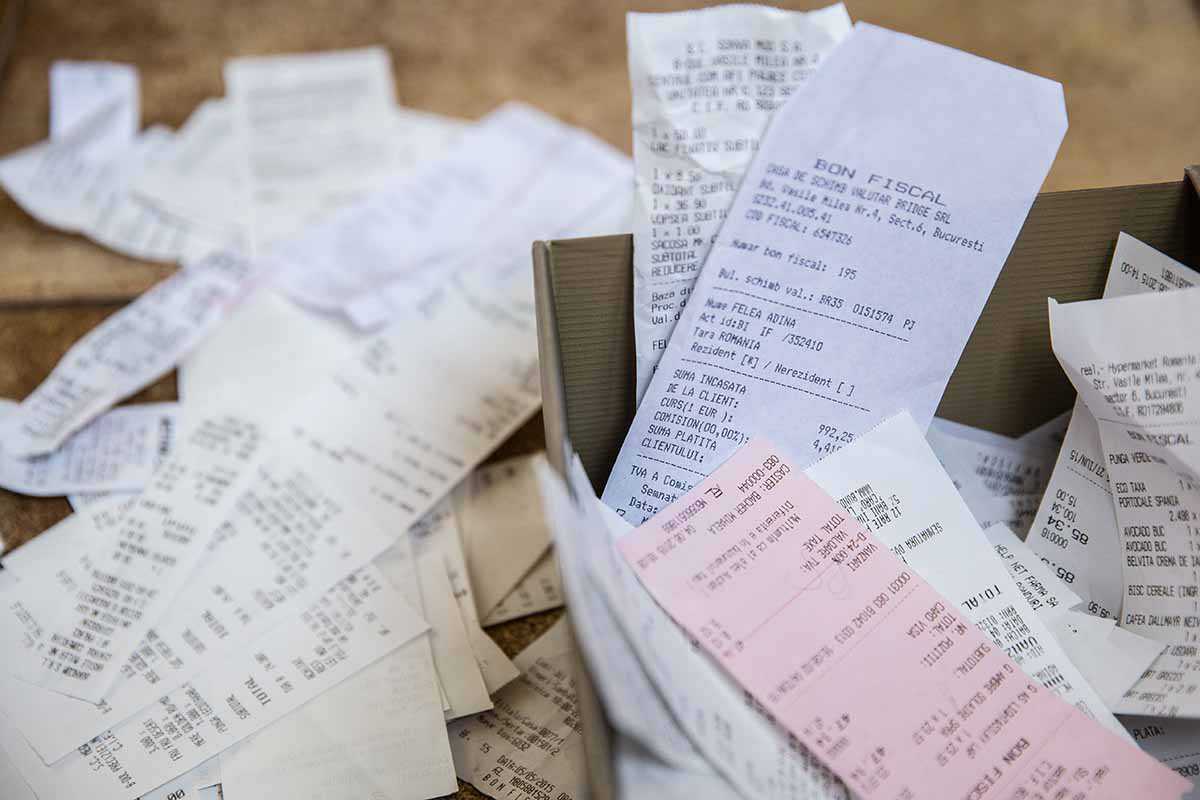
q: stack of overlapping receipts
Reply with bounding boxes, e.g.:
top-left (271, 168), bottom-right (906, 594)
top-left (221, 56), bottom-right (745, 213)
top-left (0, 47), bottom-right (621, 800)
top-left (0, 7), bottom-right (1198, 800)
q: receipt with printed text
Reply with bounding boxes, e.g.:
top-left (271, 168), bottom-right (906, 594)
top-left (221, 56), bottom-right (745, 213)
top-left (807, 415), bottom-right (1122, 737)
top-left (0, 565), bottom-right (425, 800)
top-left (0, 427), bottom-right (403, 761)
top-left (219, 544), bottom-right (457, 800)
top-left (1026, 233), bottom-right (1198, 621)
top-left (0, 400), bottom-right (176, 497)
top-left (620, 437), bottom-right (1186, 798)
top-left (0, 410), bottom-right (267, 702)
top-left (0, 250), bottom-right (254, 457)
top-left (603, 24), bottom-right (1067, 522)
top-left (628, 4), bottom-right (851, 399)
top-left (448, 618), bottom-right (587, 800)
top-left (225, 47), bottom-right (400, 254)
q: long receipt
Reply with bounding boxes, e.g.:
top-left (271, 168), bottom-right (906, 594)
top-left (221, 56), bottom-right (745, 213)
top-left (0, 250), bottom-right (253, 457)
top-left (618, 438), bottom-right (1187, 797)
top-left (0, 565), bottom-right (426, 800)
top-left (1050, 284), bottom-right (1200, 717)
top-left (628, 3), bottom-right (852, 399)
top-left (1026, 233), bottom-right (1198, 620)
top-left (603, 23), bottom-right (1067, 522)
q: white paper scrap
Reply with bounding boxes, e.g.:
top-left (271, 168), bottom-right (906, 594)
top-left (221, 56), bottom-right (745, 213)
top-left (409, 503), bottom-right (520, 696)
top-left (0, 122), bottom-right (233, 263)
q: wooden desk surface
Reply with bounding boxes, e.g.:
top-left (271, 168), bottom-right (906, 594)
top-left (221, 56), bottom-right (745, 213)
top-left (0, 2), bottom-right (1197, 797)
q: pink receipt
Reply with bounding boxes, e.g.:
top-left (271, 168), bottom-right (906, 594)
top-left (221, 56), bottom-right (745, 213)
top-left (619, 439), bottom-right (1189, 799)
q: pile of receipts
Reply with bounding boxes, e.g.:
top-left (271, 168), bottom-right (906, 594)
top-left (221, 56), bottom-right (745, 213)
top-left (3, 5), bottom-right (1200, 800)
top-left (0, 44), bottom-right (619, 800)
top-left (550, 6), bottom-right (1200, 800)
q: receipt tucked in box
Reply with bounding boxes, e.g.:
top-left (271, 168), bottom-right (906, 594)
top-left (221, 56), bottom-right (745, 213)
top-left (531, 166), bottom-right (1200, 797)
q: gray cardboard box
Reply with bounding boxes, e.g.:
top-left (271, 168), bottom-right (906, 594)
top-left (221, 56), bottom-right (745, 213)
top-left (531, 167), bottom-right (1200, 795)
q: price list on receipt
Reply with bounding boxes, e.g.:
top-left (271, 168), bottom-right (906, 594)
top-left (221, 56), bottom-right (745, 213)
top-left (619, 439), bottom-right (1188, 798)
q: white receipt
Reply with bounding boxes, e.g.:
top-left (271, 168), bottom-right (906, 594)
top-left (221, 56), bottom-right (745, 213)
top-left (0, 410), bottom-right (268, 703)
top-left (1049, 285), bottom-right (1200, 643)
top-left (1047, 611), bottom-right (1164, 710)
top-left (131, 99), bottom-right (247, 248)
top-left (964, 491), bottom-right (1042, 538)
top-left (49, 61), bottom-right (139, 160)
top-left (409, 504), bottom-right (520, 697)
top-left (627, 3), bottom-right (852, 399)
top-left (224, 47), bottom-right (399, 254)
top-left (0, 250), bottom-right (254, 457)
top-left (0, 565), bottom-right (425, 800)
top-left (274, 103), bottom-right (631, 328)
top-left (219, 545), bottom-right (457, 800)
top-left (0, 494), bottom-right (132, 582)
top-left (0, 400), bottom-right (176, 496)
top-left (985, 522), bottom-right (1083, 618)
top-left (987, 525), bottom-right (1166, 712)
top-left (603, 23), bottom-right (1067, 522)
top-left (1123, 716), bottom-right (1200, 794)
top-left (455, 453), bottom-right (553, 619)
top-left (415, 549), bottom-right (492, 720)
top-left (0, 740), bottom-right (33, 800)
top-left (1026, 233), bottom-right (1198, 620)
top-left (0, 118), bottom-right (231, 263)
top-left (481, 549), bottom-right (564, 626)
top-left (805, 414), bottom-right (1124, 737)
top-left (926, 421), bottom-right (1057, 499)
top-left (448, 618), bottom-right (587, 800)
top-left (178, 286), bottom-right (363, 413)
top-left (1050, 281), bottom-right (1200, 718)
top-left (0, 428), bottom-right (407, 762)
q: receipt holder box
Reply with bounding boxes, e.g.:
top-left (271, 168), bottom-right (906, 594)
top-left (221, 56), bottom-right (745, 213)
top-left (531, 167), bottom-right (1200, 796)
